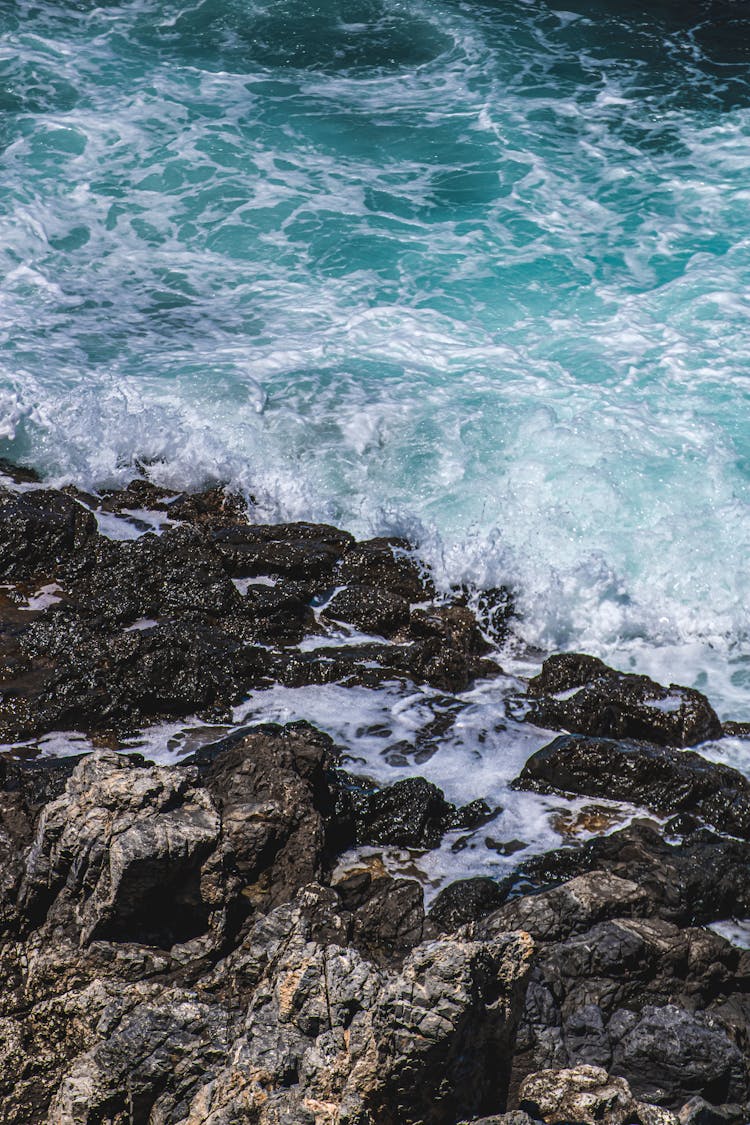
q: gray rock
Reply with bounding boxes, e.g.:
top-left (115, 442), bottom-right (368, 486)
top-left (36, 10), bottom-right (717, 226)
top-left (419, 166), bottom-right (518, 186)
top-left (519, 1064), bottom-right (680, 1125)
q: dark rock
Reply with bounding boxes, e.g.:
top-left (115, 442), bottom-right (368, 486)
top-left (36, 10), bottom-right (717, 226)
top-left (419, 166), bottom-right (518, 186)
top-left (62, 523), bottom-right (241, 628)
top-left (351, 876), bottom-right (426, 965)
top-left (514, 735), bottom-right (750, 839)
top-left (211, 521), bottom-right (353, 579)
top-left (350, 776), bottom-right (487, 850)
top-left (186, 722), bottom-right (340, 911)
top-left (3, 614), bottom-right (270, 740)
top-left (323, 583), bottom-right (411, 637)
top-left (335, 535), bottom-right (431, 601)
top-left (428, 875), bottom-right (511, 933)
top-left (0, 488), bottom-right (96, 580)
top-left (610, 1004), bottom-right (749, 1107)
top-left (98, 478), bottom-right (249, 529)
top-left (524, 654), bottom-right (722, 748)
top-left (239, 581), bottom-right (315, 646)
top-left (517, 822), bottom-right (750, 929)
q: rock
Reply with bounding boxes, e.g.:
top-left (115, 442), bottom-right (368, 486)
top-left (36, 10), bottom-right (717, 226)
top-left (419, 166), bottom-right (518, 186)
top-left (508, 909), bottom-right (750, 1108)
top-left (524, 654), bottom-right (722, 747)
top-left (323, 583), bottom-right (411, 637)
top-left (474, 873), bottom-right (651, 944)
top-left (428, 876), bottom-right (511, 933)
top-left (350, 775), bottom-right (491, 849)
top-left (610, 1005), bottom-right (749, 1107)
top-left (516, 822), bottom-right (750, 929)
top-left (459, 1115), bottom-right (537, 1125)
top-left (519, 1064), bottom-right (679, 1125)
top-left (514, 735), bottom-right (750, 839)
top-left (678, 1095), bottom-right (749, 1125)
top-left (335, 536), bottom-right (430, 601)
top-left (18, 751), bottom-right (225, 947)
top-left (28, 885), bottom-right (533, 1125)
top-left (350, 875), bottom-right (426, 965)
top-left (2, 614), bottom-right (270, 740)
top-left (184, 722), bottom-right (341, 911)
top-left (62, 523), bottom-right (242, 628)
top-left (211, 521), bottom-right (354, 579)
top-left (0, 488), bottom-right (96, 580)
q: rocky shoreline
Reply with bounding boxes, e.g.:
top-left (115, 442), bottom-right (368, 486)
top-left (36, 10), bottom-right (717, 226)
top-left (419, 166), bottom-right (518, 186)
top-left (0, 466), bottom-right (748, 1124)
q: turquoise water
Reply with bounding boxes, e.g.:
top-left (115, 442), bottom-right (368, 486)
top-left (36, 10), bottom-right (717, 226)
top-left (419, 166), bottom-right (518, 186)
top-left (2, 0), bottom-right (750, 697)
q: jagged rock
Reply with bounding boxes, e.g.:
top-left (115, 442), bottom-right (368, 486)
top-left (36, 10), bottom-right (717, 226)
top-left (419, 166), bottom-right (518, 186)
top-left (678, 1095), bottom-right (749, 1125)
top-left (519, 1064), bottom-right (679, 1125)
top-left (18, 751), bottom-right (226, 947)
top-left (514, 735), bottom-right (750, 839)
top-left (428, 875), bottom-right (511, 933)
top-left (0, 488), bottom-right (96, 580)
top-left (518, 822), bottom-right (750, 928)
top-left (507, 905), bottom-right (750, 1108)
top-left (609, 1004), bottom-right (749, 1108)
top-left (524, 654), bottom-right (722, 747)
top-left (323, 583), bottom-right (411, 636)
top-left (211, 520), bottom-right (354, 579)
top-left (22, 885), bottom-right (533, 1125)
top-left (473, 873), bottom-right (651, 944)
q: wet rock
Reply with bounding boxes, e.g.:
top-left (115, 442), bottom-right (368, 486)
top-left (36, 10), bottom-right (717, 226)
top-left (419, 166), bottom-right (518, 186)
top-left (3, 614), bottom-right (270, 740)
top-left (519, 1065), bottom-right (679, 1125)
top-left (514, 735), bottom-right (750, 839)
top-left (335, 535), bottom-right (431, 601)
top-left (428, 875), bottom-right (511, 933)
top-left (211, 521), bottom-right (354, 580)
top-left (98, 478), bottom-right (249, 529)
top-left (0, 488), bottom-right (96, 580)
top-left (323, 583), bottom-right (411, 636)
top-left (518, 822), bottom-right (750, 929)
top-left (62, 523), bottom-right (242, 628)
top-left (240, 580), bottom-right (315, 645)
top-left (524, 654), bottom-right (722, 748)
top-left (350, 775), bottom-right (491, 849)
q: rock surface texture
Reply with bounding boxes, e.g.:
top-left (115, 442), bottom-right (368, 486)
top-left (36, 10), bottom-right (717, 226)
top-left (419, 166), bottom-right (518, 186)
top-left (0, 475), bottom-right (747, 1123)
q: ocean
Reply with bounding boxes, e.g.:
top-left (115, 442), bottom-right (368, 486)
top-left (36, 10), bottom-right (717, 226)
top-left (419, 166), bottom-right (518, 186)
top-left (2, 0), bottom-right (750, 880)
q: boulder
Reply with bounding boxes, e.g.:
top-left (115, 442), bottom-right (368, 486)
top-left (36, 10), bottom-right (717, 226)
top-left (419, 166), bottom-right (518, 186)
top-left (18, 751), bottom-right (225, 947)
top-left (323, 583), bottom-right (411, 637)
top-left (428, 875), bottom-right (511, 933)
top-left (519, 1065), bottom-right (679, 1125)
top-left (210, 521), bottom-right (354, 579)
top-left (524, 654), bottom-right (721, 747)
top-left (349, 775), bottom-right (491, 849)
top-left (514, 735), bottom-right (750, 838)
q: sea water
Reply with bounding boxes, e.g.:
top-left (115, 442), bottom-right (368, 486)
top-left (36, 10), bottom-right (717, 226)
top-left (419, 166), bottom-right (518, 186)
top-left (2, 0), bottom-right (750, 881)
